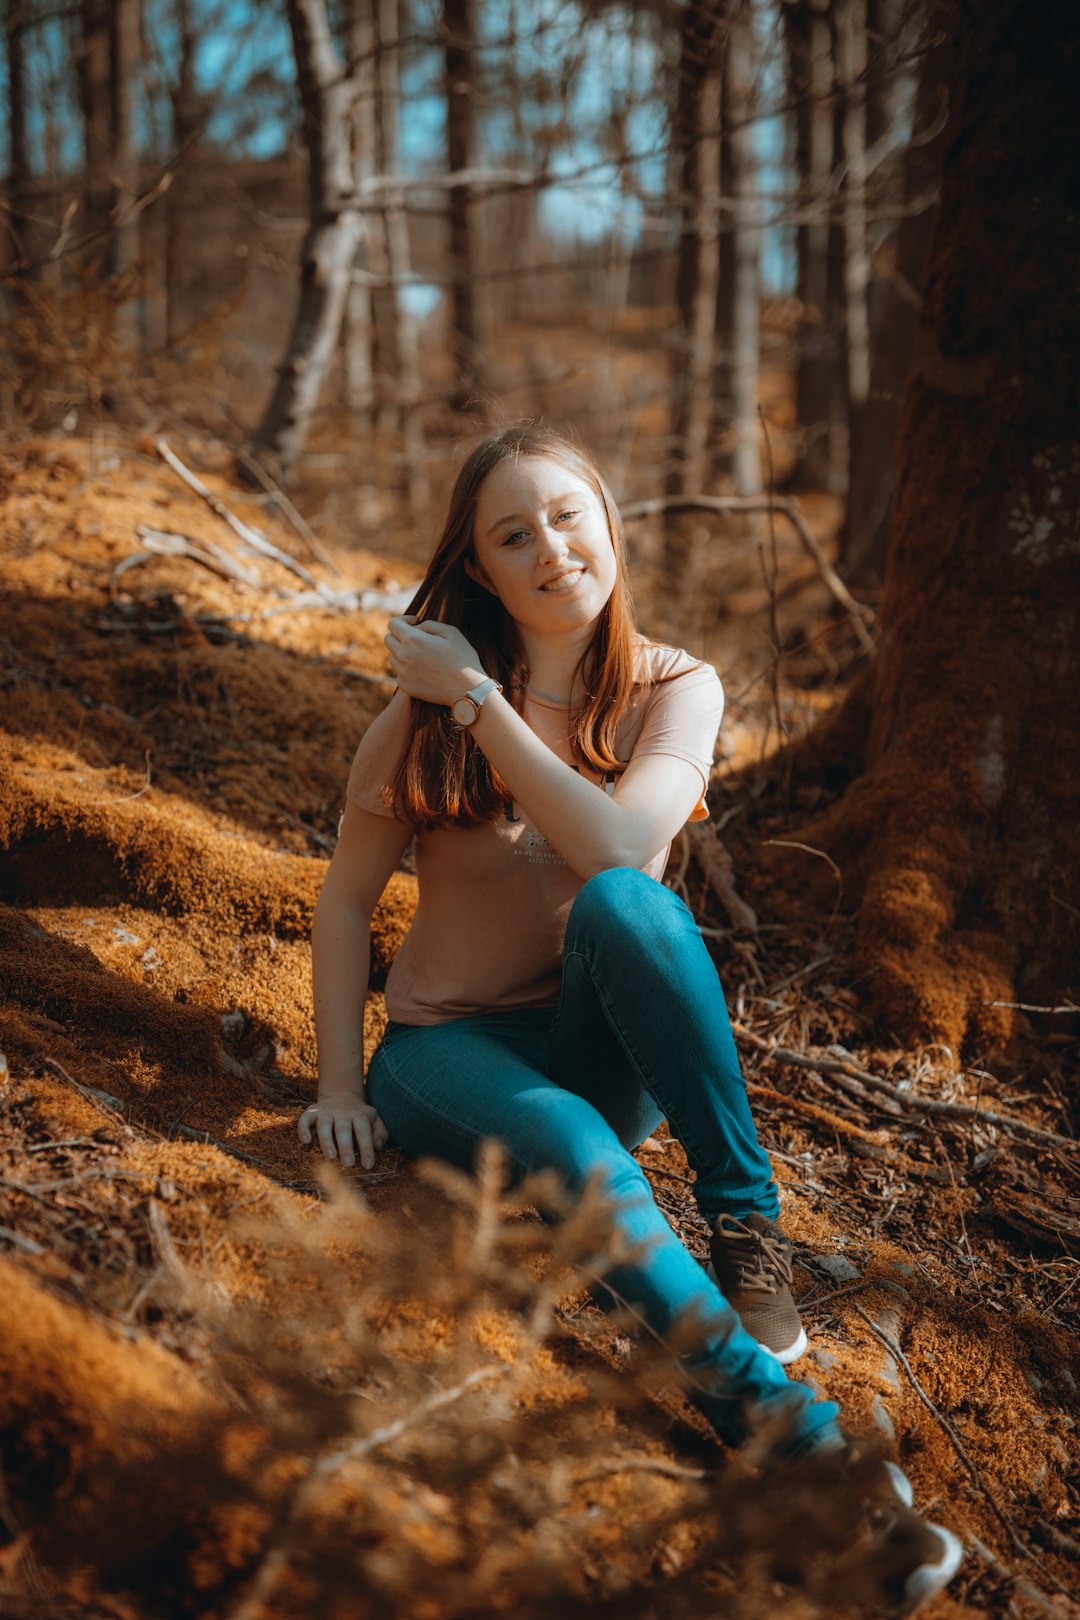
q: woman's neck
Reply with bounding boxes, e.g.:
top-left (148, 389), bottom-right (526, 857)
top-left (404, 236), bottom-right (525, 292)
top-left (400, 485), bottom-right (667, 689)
top-left (519, 630), bottom-right (593, 705)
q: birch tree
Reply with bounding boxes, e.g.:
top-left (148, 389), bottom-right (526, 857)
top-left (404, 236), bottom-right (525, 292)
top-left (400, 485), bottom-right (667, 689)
top-left (250, 0), bottom-right (367, 478)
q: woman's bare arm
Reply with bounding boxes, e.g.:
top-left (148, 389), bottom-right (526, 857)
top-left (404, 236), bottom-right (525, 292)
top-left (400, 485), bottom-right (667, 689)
top-left (384, 618), bottom-right (706, 880)
top-left (300, 800), bottom-right (412, 1166)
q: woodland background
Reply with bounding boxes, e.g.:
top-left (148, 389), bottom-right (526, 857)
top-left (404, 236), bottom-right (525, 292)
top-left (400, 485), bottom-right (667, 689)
top-left (0, 1), bottom-right (1077, 1617)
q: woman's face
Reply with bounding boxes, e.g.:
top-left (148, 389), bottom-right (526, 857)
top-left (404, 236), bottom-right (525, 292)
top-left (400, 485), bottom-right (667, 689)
top-left (466, 455), bottom-right (618, 639)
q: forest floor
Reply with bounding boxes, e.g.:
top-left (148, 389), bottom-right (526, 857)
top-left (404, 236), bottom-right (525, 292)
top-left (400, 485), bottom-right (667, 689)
top-left (0, 428), bottom-right (1077, 1620)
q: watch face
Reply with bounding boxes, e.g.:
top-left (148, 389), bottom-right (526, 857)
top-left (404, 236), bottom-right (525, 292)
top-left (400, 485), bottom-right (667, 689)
top-left (452, 697), bottom-right (477, 726)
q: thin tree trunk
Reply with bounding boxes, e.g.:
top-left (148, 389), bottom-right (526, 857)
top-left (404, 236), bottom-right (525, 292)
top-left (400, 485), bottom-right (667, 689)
top-left (249, 0), bottom-right (366, 480)
top-left (4, 0), bottom-right (32, 297)
top-left (783, 0), bottom-right (837, 489)
top-left (780, 0), bottom-right (1080, 1053)
top-left (343, 0), bottom-right (377, 422)
top-left (836, 0), bottom-right (870, 435)
top-left (843, 30), bottom-right (952, 585)
top-left (111, 0), bottom-right (142, 347)
top-left (165, 0), bottom-right (198, 350)
top-left (443, 0), bottom-right (485, 411)
top-left (667, 0), bottom-right (726, 502)
top-left (721, 2), bottom-right (760, 496)
top-left (377, 0), bottom-right (428, 505)
top-left (77, 0), bottom-right (112, 255)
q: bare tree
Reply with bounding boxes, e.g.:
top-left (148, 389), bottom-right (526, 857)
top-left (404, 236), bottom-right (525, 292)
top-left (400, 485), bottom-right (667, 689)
top-left (843, 23), bottom-right (952, 584)
top-left (3, 0), bottom-right (33, 294)
top-left (782, 0), bottom-right (842, 489)
top-left (667, 0), bottom-right (727, 502)
top-left (250, 0), bottom-right (367, 479)
top-left (111, 0), bottom-right (142, 346)
top-left (715, 0), bottom-right (760, 495)
top-left (783, 0), bottom-right (1080, 1052)
top-left (165, 0), bottom-right (199, 350)
top-left (443, 0), bottom-right (486, 411)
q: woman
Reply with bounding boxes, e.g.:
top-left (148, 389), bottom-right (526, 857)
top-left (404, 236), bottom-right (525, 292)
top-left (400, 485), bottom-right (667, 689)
top-left (299, 424), bottom-right (961, 1610)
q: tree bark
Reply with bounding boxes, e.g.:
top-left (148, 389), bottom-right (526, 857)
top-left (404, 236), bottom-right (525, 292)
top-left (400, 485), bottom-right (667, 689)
top-left (3, 0), bottom-right (32, 298)
top-left (165, 0), bottom-right (199, 350)
top-left (443, 0), bottom-right (486, 412)
top-left (249, 0), bottom-right (367, 480)
top-left (715, 1), bottom-right (760, 496)
top-left (783, 0), bottom-right (840, 490)
top-left (343, 0), bottom-right (377, 422)
top-left (774, 0), bottom-right (1080, 1054)
top-left (110, 0), bottom-right (142, 348)
top-left (667, 0), bottom-right (726, 503)
top-left (77, 0), bottom-right (112, 256)
top-left (842, 27), bottom-right (952, 586)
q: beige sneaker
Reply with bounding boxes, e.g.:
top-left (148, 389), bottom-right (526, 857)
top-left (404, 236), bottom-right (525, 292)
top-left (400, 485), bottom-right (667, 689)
top-left (708, 1212), bottom-right (808, 1365)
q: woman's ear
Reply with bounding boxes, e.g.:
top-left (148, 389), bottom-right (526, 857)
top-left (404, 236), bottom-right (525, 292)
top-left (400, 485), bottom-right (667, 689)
top-left (464, 555), bottom-right (497, 595)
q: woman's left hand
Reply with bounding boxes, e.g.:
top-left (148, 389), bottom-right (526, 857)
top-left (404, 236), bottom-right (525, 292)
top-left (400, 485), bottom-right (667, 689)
top-left (385, 616), bottom-right (487, 706)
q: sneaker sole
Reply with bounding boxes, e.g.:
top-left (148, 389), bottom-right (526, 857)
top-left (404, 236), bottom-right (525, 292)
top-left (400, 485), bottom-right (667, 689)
top-left (900, 1524), bottom-right (964, 1613)
top-left (705, 1259), bottom-right (808, 1365)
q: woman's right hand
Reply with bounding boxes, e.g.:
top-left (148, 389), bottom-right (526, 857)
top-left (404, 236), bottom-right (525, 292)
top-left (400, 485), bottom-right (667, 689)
top-left (298, 1090), bottom-right (389, 1170)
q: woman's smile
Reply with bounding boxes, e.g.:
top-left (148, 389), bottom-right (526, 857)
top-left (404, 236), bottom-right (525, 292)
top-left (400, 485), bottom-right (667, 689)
top-left (468, 455), bottom-right (617, 636)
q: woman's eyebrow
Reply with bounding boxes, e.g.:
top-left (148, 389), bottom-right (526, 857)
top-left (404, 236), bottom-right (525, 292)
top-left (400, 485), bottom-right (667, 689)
top-left (484, 494), bottom-right (585, 537)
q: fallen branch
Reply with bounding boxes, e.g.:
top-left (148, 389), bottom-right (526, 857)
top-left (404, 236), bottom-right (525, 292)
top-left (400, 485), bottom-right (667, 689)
top-left (731, 1025), bottom-right (1079, 1155)
top-left (234, 447), bottom-right (345, 578)
top-left (620, 493), bottom-right (875, 655)
top-left (117, 525), bottom-right (264, 590)
top-left (156, 438), bottom-right (322, 590)
top-left (686, 824), bottom-right (758, 933)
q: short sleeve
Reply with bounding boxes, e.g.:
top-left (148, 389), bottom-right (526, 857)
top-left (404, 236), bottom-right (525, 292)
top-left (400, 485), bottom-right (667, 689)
top-left (629, 659), bottom-right (724, 822)
top-left (345, 689), bottom-right (412, 819)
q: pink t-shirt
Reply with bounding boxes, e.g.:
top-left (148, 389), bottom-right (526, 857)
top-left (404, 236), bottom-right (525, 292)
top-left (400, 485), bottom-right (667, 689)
top-left (346, 641), bottom-right (724, 1025)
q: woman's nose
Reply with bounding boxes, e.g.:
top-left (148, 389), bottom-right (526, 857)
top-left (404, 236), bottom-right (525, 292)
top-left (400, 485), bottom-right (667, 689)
top-left (537, 523), bottom-right (569, 562)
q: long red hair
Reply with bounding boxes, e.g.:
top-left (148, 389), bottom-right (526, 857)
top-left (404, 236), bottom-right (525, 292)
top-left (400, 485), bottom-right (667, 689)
top-left (389, 423), bottom-right (642, 827)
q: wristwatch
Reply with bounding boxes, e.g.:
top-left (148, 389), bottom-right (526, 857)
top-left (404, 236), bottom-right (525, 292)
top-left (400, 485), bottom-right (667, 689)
top-left (451, 676), bottom-right (503, 727)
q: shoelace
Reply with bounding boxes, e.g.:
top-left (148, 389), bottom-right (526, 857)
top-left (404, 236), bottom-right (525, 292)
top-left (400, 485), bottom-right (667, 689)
top-left (715, 1216), bottom-right (794, 1294)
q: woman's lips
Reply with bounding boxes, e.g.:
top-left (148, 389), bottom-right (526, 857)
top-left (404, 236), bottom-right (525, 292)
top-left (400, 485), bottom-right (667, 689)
top-left (539, 568), bottom-right (585, 594)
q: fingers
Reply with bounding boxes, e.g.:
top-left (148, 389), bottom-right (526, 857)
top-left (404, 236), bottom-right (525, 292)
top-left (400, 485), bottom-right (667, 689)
top-left (299, 1103), bottom-right (388, 1171)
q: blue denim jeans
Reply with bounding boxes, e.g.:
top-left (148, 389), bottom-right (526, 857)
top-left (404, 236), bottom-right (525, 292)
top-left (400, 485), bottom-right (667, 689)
top-left (366, 867), bottom-right (840, 1455)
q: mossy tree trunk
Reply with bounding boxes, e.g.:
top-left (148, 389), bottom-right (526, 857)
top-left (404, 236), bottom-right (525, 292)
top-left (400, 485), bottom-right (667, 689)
top-left (776, 0), bottom-right (1080, 1056)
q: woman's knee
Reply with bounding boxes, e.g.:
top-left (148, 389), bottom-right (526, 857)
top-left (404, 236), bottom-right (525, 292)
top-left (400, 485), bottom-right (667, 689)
top-left (569, 865), bottom-right (688, 944)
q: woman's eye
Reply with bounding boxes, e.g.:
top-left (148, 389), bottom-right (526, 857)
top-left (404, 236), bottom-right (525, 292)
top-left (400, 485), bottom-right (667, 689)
top-left (556, 509), bottom-right (580, 524)
top-left (503, 529), bottom-right (528, 546)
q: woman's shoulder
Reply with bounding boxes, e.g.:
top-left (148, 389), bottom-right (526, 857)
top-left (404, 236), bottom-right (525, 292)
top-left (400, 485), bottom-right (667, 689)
top-left (632, 635), bottom-right (720, 689)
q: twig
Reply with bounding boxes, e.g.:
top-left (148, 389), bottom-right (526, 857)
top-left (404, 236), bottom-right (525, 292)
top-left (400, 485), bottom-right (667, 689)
top-left (731, 1026), bottom-right (1080, 1155)
top-left (967, 1536), bottom-right (1064, 1619)
top-left (155, 438), bottom-right (321, 590)
top-left (620, 493), bottom-right (875, 654)
top-left (234, 447), bottom-right (345, 578)
top-left (118, 525), bottom-right (264, 590)
top-left (574, 1455), bottom-right (707, 1485)
top-left (42, 1056), bottom-right (131, 1125)
top-left (687, 824), bottom-right (758, 933)
top-left (0, 1225), bottom-right (45, 1255)
top-left (761, 839), bottom-right (844, 926)
top-left (852, 1306), bottom-right (1072, 1597)
top-left (227, 1365), bottom-right (508, 1620)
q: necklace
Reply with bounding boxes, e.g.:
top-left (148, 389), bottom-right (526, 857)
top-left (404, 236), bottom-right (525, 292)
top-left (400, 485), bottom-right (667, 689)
top-left (526, 684), bottom-right (574, 704)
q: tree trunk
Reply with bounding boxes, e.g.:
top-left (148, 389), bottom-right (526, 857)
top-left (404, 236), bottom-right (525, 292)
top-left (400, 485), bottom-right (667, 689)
top-left (443, 0), bottom-right (486, 412)
top-left (716, 1), bottom-right (760, 496)
top-left (110, 0), bottom-right (142, 348)
top-left (842, 29), bottom-right (952, 586)
top-left (783, 0), bottom-right (839, 489)
top-left (165, 0), bottom-right (198, 350)
top-left (249, 0), bottom-right (366, 480)
top-left (343, 0), bottom-right (377, 423)
top-left (77, 0), bottom-right (112, 257)
top-left (3, 0), bottom-right (32, 299)
top-left (836, 0), bottom-right (870, 457)
top-left (774, 0), bottom-right (1080, 1055)
top-left (667, 0), bottom-right (726, 503)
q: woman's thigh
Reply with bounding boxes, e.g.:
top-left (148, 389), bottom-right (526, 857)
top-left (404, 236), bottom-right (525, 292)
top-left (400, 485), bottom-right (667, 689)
top-left (366, 1009), bottom-right (646, 1188)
